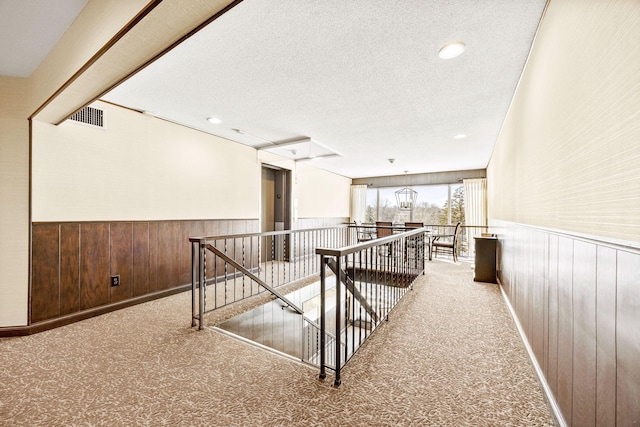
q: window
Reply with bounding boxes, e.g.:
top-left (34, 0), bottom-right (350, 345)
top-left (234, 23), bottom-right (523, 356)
top-left (364, 184), bottom-right (464, 225)
top-left (441, 184), bottom-right (465, 225)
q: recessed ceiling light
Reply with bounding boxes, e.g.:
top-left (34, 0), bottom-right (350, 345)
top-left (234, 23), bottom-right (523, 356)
top-left (438, 41), bottom-right (466, 59)
top-left (453, 134), bottom-right (467, 139)
top-left (207, 117), bottom-right (222, 124)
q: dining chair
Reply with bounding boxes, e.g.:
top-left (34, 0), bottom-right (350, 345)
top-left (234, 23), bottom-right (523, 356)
top-left (432, 222), bottom-right (462, 262)
top-left (404, 222), bottom-right (424, 263)
top-left (375, 221), bottom-right (393, 238)
top-left (375, 221), bottom-right (394, 258)
top-left (404, 222), bottom-right (424, 229)
top-left (354, 220), bottom-right (374, 242)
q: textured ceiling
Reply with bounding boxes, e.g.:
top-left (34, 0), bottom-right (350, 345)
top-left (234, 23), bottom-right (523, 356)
top-left (103, 0), bottom-right (546, 178)
top-left (0, 0), bottom-right (88, 77)
top-left (5, 0), bottom-right (546, 179)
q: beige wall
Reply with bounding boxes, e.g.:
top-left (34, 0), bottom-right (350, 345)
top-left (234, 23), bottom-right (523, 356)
top-left (33, 101), bottom-right (260, 221)
top-left (32, 98), bottom-right (352, 224)
top-left (257, 151), bottom-right (352, 223)
top-left (487, 0), bottom-right (640, 243)
top-left (295, 162), bottom-right (351, 220)
top-left (0, 77), bottom-right (30, 326)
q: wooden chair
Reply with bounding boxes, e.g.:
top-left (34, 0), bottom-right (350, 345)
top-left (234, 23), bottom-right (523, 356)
top-left (404, 222), bottom-right (424, 229)
top-left (354, 220), bottom-right (374, 242)
top-left (375, 221), bottom-right (394, 257)
top-left (375, 221), bottom-right (393, 238)
top-left (432, 222), bottom-right (461, 262)
top-left (404, 222), bottom-right (424, 263)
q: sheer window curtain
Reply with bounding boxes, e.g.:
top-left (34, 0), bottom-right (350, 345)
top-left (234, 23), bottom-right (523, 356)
top-left (463, 178), bottom-right (487, 258)
top-left (350, 184), bottom-right (368, 223)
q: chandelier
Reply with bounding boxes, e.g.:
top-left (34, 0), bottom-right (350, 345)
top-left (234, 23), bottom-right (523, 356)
top-left (395, 171), bottom-right (417, 210)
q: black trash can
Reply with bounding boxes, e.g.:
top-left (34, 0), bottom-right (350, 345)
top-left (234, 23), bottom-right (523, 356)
top-left (474, 236), bottom-right (497, 283)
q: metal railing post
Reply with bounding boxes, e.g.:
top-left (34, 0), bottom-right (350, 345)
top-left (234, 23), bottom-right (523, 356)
top-left (198, 241), bottom-right (205, 330)
top-left (319, 254), bottom-right (326, 380)
top-left (334, 255), bottom-right (342, 387)
top-left (191, 241), bottom-right (197, 327)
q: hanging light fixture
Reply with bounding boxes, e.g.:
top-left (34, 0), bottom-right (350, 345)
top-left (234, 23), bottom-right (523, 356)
top-left (395, 171), bottom-right (417, 210)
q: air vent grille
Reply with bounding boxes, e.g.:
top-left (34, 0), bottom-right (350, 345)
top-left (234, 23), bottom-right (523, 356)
top-left (68, 106), bottom-right (105, 128)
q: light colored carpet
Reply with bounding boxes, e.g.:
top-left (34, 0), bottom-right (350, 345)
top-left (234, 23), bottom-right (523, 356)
top-left (0, 260), bottom-right (555, 426)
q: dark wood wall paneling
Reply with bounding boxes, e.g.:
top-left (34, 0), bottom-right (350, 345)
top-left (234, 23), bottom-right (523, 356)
top-left (596, 246), bottom-right (616, 426)
top-left (494, 220), bottom-right (640, 427)
top-left (572, 240), bottom-right (597, 427)
top-left (80, 223), bottom-right (110, 310)
top-left (157, 221), bottom-right (181, 291)
top-left (60, 224), bottom-right (80, 315)
top-left (149, 222), bottom-right (158, 294)
top-left (546, 233), bottom-right (559, 400)
top-left (109, 223), bottom-right (133, 304)
top-left (556, 236), bottom-right (574, 426)
top-left (616, 251), bottom-right (640, 427)
top-left (133, 222), bottom-right (150, 297)
top-left (30, 219), bottom-right (259, 325)
top-left (31, 224), bottom-right (59, 323)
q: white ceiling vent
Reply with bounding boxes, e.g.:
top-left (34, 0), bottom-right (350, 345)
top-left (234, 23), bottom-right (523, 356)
top-left (68, 106), bottom-right (105, 129)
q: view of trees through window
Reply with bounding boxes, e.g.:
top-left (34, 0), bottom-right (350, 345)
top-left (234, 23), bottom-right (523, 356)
top-left (365, 184), bottom-right (464, 225)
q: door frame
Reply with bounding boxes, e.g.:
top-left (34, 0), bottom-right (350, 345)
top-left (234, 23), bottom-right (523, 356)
top-left (261, 164), bottom-right (292, 260)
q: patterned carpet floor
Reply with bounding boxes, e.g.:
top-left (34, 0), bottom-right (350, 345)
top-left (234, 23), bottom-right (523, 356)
top-left (0, 260), bottom-right (556, 426)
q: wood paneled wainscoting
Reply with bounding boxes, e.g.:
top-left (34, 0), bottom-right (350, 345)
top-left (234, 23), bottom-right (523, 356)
top-left (26, 219), bottom-right (258, 334)
top-left (493, 220), bottom-right (640, 427)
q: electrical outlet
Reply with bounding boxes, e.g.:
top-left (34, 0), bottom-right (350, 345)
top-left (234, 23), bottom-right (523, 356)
top-left (110, 275), bottom-right (120, 287)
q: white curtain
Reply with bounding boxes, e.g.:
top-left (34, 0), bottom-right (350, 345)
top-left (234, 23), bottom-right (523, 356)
top-left (463, 178), bottom-right (487, 257)
top-left (350, 184), bottom-right (368, 223)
